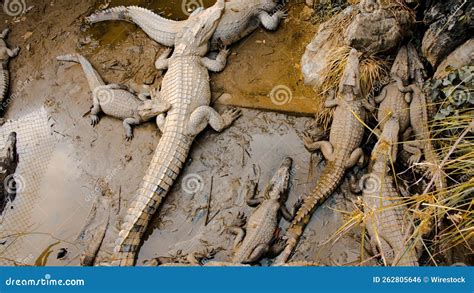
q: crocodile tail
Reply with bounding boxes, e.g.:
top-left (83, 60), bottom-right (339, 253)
top-left (113, 124), bottom-right (191, 266)
top-left (85, 6), bottom-right (131, 23)
top-left (293, 161), bottom-right (346, 223)
top-left (0, 69), bottom-right (8, 105)
top-left (56, 53), bottom-right (105, 90)
top-left (276, 162), bottom-right (346, 263)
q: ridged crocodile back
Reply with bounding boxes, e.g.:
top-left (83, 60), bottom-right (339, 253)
top-left (0, 70), bottom-right (8, 105)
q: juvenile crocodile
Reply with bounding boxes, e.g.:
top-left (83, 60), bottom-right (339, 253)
top-left (0, 132), bottom-right (18, 215)
top-left (229, 157), bottom-right (298, 264)
top-left (0, 28), bottom-right (20, 111)
top-left (276, 49), bottom-right (371, 263)
top-left (112, 0), bottom-right (241, 266)
top-left (399, 83), bottom-right (447, 192)
top-left (375, 46), bottom-right (411, 134)
top-left (57, 54), bottom-right (170, 140)
top-left (360, 117), bottom-right (419, 266)
top-left (85, 0), bottom-right (286, 49)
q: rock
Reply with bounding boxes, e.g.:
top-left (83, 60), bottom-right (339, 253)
top-left (434, 39), bottom-right (474, 80)
top-left (301, 6), bottom-right (355, 88)
top-left (345, 7), bottom-right (413, 55)
top-left (422, 0), bottom-right (474, 67)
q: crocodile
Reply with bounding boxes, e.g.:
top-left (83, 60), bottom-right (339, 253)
top-left (399, 83), bottom-right (447, 192)
top-left (112, 0), bottom-right (241, 266)
top-left (0, 132), bottom-right (19, 215)
top-left (0, 28), bottom-right (20, 112)
top-left (56, 54), bottom-right (170, 140)
top-left (229, 157), bottom-right (299, 264)
top-left (276, 49), bottom-right (371, 263)
top-left (360, 117), bottom-right (419, 266)
top-left (85, 0), bottom-right (286, 50)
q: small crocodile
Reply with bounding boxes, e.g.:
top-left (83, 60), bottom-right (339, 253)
top-left (112, 0), bottom-right (241, 266)
top-left (0, 132), bottom-right (18, 215)
top-left (56, 54), bottom-right (170, 140)
top-left (229, 157), bottom-right (298, 264)
top-left (85, 0), bottom-right (286, 49)
top-left (0, 28), bottom-right (20, 112)
top-left (399, 83), bottom-right (447, 192)
top-left (360, 117), bottom-right (419, 266)
top-left (375, 45), bottom-right (411, 134)
top-left (276, 49), bottom-right (372, 263)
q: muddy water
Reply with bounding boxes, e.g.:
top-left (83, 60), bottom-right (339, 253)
top-left (1, 1), bottom-right (364, 266)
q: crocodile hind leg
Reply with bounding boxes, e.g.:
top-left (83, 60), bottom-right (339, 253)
top-left (155, 48), bottom-right (172, 71)
top-left (156, 114), bottom-right (166, 133)
top-left (90, 94), bottom-right (102, 126)
top-left (302, 134), bottom-right (335, 161)
top-left (123, 117), bottom-right (140, 141)
top-left (258, 10), bottom-right (287, 31)
top-left (229, 212), bottom-right (247, 250)
top-left (0, 28), bottom-right (8, 39)
top-left (403, 140), bottom-right (423, 166)
top-left (187, 107), bottom-right (241, 136)
top-left (345, 148), bottom-right (365, 168)
top-left (201, 48), bottom-right (229, 73)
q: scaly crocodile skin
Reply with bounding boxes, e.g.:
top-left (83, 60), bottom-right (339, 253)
top-left (112, 0), bottom-right (240, 266)
top-left (0, 28), bottom-right (19, 109)
top-left (363, 117), bottom-right (419, 266)
top-left (86, 0), bottom-right (285, 49)
top-left (276, 49), bottom-right (368, 263)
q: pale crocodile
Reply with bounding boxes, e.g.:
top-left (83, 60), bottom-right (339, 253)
top-left (0, 28), bottom-right (20, 112)
top-left (85, 0), bottom-right (286, 50)
top-left (57, 54), bottom-right (170, 140)
top-left (276, 49), bottom-right (372, 263)
top-left (360, 117), bottom-right (419, 266)
top-left (229, 157), bottom-right (299, 264)
top-left (112, 0), bottom-right (241, 266)
top-left (0, 132), bottom-right (18, 215)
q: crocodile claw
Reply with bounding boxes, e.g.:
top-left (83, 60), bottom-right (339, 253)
top-left (90, 115), bottom-right (99, 126)
top-left (222, 107), bottom-right (242, 127)
top-left (125, 133), bottom-right (134, 141)
top-left (275, 9), bottom-right (288, 19)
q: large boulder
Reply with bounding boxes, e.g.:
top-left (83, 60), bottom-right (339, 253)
top-left (301, 6), bottom-right (356, 88)
top-left (434, 39), bottom-right (474, 79)
top-left (422, 0), bottom-right (474, 67)
top-left (345, 7), bottom-right (413, 54)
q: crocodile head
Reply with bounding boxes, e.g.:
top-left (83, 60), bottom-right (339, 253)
top-left (264, 157), bottom-right (292, 201)
top-left (174, 0), bottom-right (225, 56)
top-left (339, 48), bottom-right (362, 101)
top-left (0, 132), bottom-right (18, 171)
top-left (138, 99), bottom-right (171, 121)
top-left (390, 46), bottom-right (409, 86)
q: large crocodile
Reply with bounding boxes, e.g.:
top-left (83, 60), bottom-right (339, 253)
top-left (0, 28), bottom-right (19, 112)
top-left (276, 49), bottom-right (371, 263)
top-left (360, 117), bottom-right (419, 266)
top-left (85, 0), bottom-right (286, 49)
top-left (229, 158), bottom-right (298, 264)
top-left (112, 0), bottom-right (241, 266)
top-left (56, 54), bottom-right (170, 140)
top-left (0, 132), bottom-right (19, 215)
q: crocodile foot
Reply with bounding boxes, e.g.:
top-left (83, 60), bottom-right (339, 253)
top-left (221, 107), bottom-right (241, 128)
top-left (90, 115), bottom-right (100, 126)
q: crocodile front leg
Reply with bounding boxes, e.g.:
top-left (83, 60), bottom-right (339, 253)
top-left (187, 107), bottom-right (241, 136)
top-left (0, 28), bottom-right (9, 39)
top-left (403, 140), bottom-right (423, 165)
top-left (243, 164), bottom-right (262, 207)
top-left (201, 48), bottom-right (229, 72)
top-left (280, 197), bottom-right (303, 222)
top-left (123, 117), bottom-right (140, 141)
top-left (258, 10), bottom-right (287, 31)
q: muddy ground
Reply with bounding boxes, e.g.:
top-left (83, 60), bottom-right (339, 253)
top-left (0, 0), bottom-right (371, 266)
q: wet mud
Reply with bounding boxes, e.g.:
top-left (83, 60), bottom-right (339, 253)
top-left (0, 1), bottom-right (366, 266)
